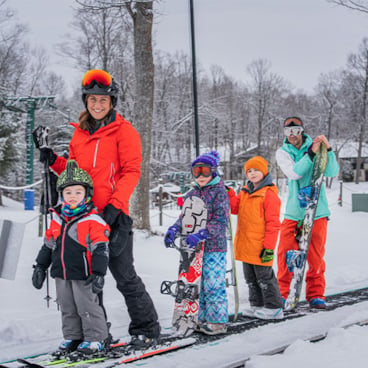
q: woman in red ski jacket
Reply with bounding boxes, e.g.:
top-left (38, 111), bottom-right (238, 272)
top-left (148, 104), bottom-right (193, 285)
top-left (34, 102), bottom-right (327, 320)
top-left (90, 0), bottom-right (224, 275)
top-left (34, 69), bottom-right (160, 348)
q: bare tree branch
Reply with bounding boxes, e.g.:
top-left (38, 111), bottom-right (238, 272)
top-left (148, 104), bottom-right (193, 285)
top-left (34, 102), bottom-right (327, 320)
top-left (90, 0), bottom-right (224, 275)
top-left (327, 0), bottom-right (368, 14)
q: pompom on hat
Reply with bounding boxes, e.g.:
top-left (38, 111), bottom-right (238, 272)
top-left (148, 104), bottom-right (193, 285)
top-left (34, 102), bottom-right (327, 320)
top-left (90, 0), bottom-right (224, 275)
top-left (191, 150), bottom-right (220, 167)
top-left (244, 156), bottom-right (268, 177)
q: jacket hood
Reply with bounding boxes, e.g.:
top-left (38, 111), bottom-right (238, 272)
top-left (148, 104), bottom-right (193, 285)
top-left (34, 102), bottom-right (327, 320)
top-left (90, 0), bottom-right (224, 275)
top-left (246, 173), bottom-right (274, 194)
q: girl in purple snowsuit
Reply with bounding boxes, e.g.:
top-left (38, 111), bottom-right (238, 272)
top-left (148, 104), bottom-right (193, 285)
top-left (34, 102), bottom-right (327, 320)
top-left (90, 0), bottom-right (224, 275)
top-left (164, 150), bottom-right (230, 335)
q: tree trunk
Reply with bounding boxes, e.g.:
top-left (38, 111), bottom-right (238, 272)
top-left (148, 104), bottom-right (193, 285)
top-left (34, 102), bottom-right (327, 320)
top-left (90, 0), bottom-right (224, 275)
top-left (130, 1), bottom-right (154, 230)
top-left (355, 51), bottom-right (368, 184)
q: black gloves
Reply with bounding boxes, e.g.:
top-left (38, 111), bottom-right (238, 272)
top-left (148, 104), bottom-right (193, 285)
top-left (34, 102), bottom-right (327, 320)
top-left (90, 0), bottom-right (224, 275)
top-left (39, 147), bottom-right (57, 165)
top-left (102, 204), bottom-right (120, 226)
top-left (32, 264), bottom-right (47, 289)
top-left (85, 274), bottom-right (105, 294)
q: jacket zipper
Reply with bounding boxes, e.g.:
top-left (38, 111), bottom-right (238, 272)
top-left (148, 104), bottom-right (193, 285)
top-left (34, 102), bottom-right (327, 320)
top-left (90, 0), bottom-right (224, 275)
top-left (93, 139), bottom-right (100, 168)
top-left (61, 224), bottom-right (68, 279)
top-left (109, 163), bottom-right (116, 191)
top-left (82, 253), bottom-right (89, 277)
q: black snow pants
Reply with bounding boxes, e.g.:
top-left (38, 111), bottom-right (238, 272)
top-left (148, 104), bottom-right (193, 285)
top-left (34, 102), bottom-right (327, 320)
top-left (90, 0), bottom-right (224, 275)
top-left (243, 262), bottom-right (283, 309)
top-left (108, 212), bottom-right (161, 338)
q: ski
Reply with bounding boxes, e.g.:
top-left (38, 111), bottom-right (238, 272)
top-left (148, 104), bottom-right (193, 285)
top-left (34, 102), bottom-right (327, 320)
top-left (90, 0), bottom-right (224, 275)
top-left (284, 144), bottom-right (328, 311)
top-left (13, 338), bottom-right (196, 368)
top-left (6, 337), bottom-right (196, 368)
top-left (4, 342), bottom-right (127, 368)
top-left (98, 337), bottom-right (196, 367)
top-left (226, 214), bottom-right (240, 321)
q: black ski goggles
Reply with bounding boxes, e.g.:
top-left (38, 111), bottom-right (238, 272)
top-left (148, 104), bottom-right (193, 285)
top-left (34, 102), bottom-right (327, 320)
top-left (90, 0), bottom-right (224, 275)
top-left (191, 164), bottom-right (213, 178)
top-left (82, 69), bottom-right (112, 89)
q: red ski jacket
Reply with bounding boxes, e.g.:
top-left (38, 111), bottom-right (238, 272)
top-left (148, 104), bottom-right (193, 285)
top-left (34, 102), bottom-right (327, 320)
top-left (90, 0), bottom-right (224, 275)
top-left (51, 112), bottom-right (142, 215)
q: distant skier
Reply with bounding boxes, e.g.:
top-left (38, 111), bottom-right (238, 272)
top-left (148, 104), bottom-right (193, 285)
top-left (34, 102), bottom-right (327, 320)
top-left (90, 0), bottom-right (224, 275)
top-left (164, 150), bottom-right (230, 335)
top-left (32, 160), bottom-right (110, 354)
top-left (227, 156), bottom-right (284, 320)
top-left (276, 117), bottom-right (339, 309)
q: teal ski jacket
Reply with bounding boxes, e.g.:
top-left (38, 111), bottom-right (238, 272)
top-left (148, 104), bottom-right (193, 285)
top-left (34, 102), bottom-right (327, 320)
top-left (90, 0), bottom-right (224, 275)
top-left (276, 134), bottom-right (340, 221)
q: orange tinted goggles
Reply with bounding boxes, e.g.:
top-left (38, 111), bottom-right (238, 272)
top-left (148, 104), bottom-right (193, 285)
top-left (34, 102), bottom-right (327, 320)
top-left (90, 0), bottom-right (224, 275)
top-left (191, 165), bottom-right (213, 178)
top-left (82, 69), bottom-right (112, 88)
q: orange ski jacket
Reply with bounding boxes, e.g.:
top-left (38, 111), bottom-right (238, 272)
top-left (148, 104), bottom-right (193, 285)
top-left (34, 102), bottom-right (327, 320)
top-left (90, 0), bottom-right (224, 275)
top-left (230, 182), bottom-right (281, 266)
top-left (51, 113), bottom-right (142, 215)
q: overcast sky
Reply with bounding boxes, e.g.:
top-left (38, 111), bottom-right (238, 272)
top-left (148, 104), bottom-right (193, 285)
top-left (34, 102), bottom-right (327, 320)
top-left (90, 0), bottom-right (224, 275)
top-left (8, 0), bottom-right (368, 95)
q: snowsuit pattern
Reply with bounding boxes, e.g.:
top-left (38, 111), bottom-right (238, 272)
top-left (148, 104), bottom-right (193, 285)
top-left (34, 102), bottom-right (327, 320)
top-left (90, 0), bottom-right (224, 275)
top-left (198, 252), bottom-right (228, 323)
top-left (173, 177), bottom-right (229, 254)
top-left (173, 176), bottom-right (229, 323)
top-left (276, 134), bottom-right (339, 301)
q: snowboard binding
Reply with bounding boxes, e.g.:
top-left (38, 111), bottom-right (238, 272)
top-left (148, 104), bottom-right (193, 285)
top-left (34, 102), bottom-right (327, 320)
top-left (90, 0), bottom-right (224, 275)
top-left (160, 280), bottom-right (199, 303)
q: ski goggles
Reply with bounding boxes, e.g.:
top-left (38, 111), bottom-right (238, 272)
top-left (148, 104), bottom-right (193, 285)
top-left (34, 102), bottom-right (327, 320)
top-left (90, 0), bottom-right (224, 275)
top-left (191, 164), bottom-right (213, 178)
top-left (82, 69), bottom-right (112, 89)
top-left (284, 126), bottom-right (304, 137)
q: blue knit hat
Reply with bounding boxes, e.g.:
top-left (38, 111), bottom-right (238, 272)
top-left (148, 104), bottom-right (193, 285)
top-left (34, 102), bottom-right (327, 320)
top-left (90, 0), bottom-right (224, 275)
top-left (191, 150), bottom-right (220, 167)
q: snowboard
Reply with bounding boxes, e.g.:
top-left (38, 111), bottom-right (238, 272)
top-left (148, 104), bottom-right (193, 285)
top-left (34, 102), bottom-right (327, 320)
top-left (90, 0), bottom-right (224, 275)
top-left (284, 144), bottom-right (328, 311)
top-left (161, 196), bottom-right (207, 337)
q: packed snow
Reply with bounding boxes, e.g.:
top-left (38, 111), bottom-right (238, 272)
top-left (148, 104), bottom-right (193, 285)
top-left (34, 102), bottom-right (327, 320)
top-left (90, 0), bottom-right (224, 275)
top-left (1, 180), bottom-right (368, 367)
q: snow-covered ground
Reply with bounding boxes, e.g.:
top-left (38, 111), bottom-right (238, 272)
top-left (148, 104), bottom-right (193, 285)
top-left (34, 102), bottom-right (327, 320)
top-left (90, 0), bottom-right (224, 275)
top-left (1, 180), bottom-right (368, 367)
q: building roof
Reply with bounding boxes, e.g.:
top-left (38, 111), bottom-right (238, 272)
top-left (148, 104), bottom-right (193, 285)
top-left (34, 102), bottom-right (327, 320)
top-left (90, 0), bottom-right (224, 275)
top-left (150, 182), bottom-right (181, 194)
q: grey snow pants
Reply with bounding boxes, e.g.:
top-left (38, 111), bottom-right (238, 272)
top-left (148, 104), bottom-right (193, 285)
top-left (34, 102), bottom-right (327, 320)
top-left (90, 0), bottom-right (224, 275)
top-left (55, 278), bottom-right (108, 341)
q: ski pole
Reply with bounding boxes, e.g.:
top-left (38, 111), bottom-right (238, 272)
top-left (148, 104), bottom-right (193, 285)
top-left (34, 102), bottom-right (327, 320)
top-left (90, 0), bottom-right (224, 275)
top-left (42, 129), bottom-right (52, 308)
top-left (33, 126), bottom-right (53, 308)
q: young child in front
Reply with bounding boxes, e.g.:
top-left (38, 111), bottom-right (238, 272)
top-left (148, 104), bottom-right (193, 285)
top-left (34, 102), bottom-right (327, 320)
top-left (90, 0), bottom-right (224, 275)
top-left (32, 160), bottom-right (110, 355)
top-left (228, 156), bottom-right (284, 320)
top-left (164, 150), bottom-right (230, 335)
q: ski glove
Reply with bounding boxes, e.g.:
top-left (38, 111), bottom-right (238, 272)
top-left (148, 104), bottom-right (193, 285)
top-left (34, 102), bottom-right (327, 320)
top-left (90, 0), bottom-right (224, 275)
top-left (164, 225), bottom-right (180, 248)
top-left (186, 229), bottom-right (209, 249)
top-left (226, 186), bottom-right (236, 199)
top-left (102, 204), bottom-right (120, 227)
top-left (39, 148), bottom-right (57, 165)
top-left (32, 264), bottom-right (47, 289)
top-left (85, 274), bottom-right (105, 294)
top-left (260, 248), bottom-right (274, 263)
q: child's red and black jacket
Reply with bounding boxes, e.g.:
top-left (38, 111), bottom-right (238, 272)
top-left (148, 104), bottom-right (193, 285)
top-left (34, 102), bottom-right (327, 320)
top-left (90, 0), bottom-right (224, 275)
top-left (35, 202), bottom-right (110, 280)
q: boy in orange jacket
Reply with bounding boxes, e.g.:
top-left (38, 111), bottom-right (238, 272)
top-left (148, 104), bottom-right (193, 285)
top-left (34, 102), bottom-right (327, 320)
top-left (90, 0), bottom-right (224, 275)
top-left (228, 156), bottom-right (284, 320)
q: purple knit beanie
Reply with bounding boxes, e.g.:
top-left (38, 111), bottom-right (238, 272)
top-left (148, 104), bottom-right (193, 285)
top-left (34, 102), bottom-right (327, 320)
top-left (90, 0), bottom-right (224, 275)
top-left (191, 150), bottom-right (220, 167)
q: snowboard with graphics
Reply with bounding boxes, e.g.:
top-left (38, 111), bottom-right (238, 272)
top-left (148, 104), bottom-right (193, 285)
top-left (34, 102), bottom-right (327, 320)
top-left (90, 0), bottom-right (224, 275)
top-left (161, 196), bottom-right (207, 337)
